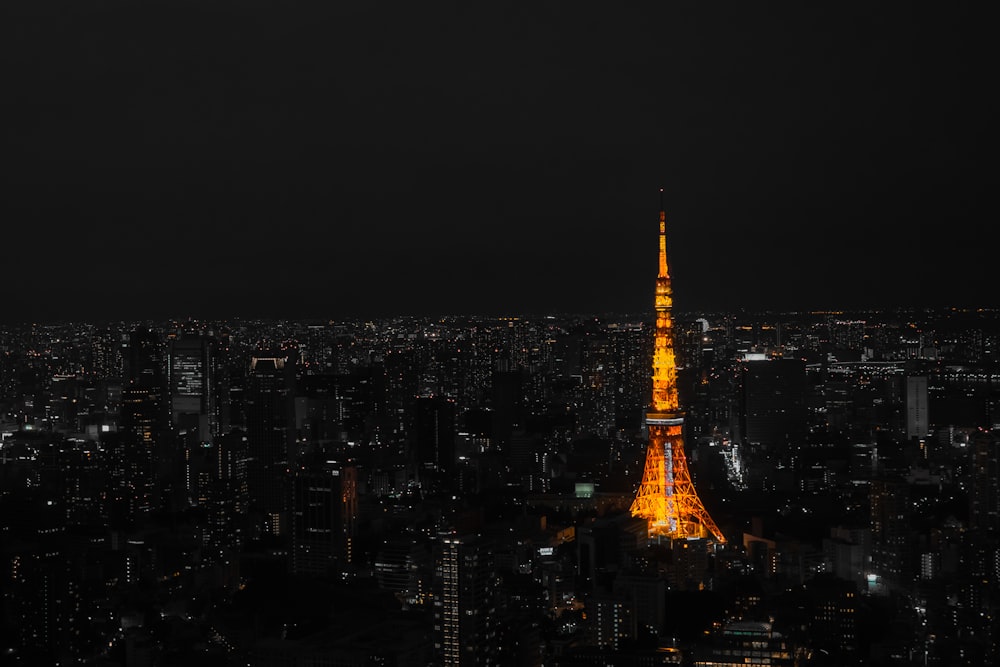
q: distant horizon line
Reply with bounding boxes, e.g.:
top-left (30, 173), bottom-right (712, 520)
top-left (4, 304), bottom-right (1000, 327)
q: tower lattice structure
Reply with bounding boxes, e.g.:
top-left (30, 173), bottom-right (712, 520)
top-left (629, 192), bottom-right (725, 542)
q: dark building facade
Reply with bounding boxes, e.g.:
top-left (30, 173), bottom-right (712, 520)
top-left (411, 394), bottom-right (457, 475)
top-left (290, 461), bottom-right (358, 576)
top-left (118, 327), bottom-right (168, 518)
top-left (740, 358), bottom-right (807, 449)
top-left (245, 351), bottom-right (295, 536)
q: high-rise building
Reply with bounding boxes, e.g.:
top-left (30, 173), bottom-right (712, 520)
top-left (12, 547), bottom-right (83, 663)
top-left (590, 589), bottom-right (635, 650)
top-left (436, 533), bottom-right (499, 666)
top-left (118, 327), bottom-right (167, 518)
top-left (609, 322), bottom-right (649, 430)
top-left (411, 394), bottom-right (457, 474)
top-left (906, 375), bottom-right (930, 440)
top-left (740, 358), bottom-right (807, 449)
top-left (290, 460), bottom-right (357, 576)
top-left (804, 574), bottom-right (859, 658)
top-left (630, 192), bottom-right (725, 543)
top-left (492, 368), bottom-right (525, 450)
top-left (245, 351), bottom-right (295, 535)
top-left (870, 478), bottom-right (912, 592)
top-left (204, 430), bottom-right (250, 559)
top-left (168, 330), bottom-right (226, 442)
top-left (970, 431), bottom-right (1000, 532)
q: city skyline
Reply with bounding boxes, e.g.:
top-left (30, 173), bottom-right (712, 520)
top-left (3, 299), bottom-right (1000, 664)
top-left (4, 2), bottom-right (988, 324)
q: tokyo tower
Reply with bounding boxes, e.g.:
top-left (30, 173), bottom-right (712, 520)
top-left (629, 190), bottom-right (725, 542)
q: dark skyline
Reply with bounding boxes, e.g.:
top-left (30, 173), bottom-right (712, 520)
top-left (4, 1), bottom-right (990, 323)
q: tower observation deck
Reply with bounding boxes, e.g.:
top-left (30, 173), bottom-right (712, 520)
top-left (629, 191), bottom-right (725, 542)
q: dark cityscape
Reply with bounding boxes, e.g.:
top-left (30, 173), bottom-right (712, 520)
top-left (2, 302), bottom-right (1000, 665)
top-left (3, 1), bottom-right (992, 665)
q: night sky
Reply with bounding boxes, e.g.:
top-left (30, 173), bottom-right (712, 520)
top-left (3, 1), bottom-right (990, 323)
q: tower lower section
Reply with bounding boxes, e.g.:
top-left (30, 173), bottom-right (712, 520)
top-left (630, 415), bottom-right (725, 542)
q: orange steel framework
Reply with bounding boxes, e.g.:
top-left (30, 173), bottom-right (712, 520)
top-left (629, 191), bottom-right (725, 543)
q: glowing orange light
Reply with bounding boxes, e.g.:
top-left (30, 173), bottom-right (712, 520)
top-left (630, 197), bottom-right (724, 543)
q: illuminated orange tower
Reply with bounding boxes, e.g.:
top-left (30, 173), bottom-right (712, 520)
top-left (629, 190), bottom-right (725, 542)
